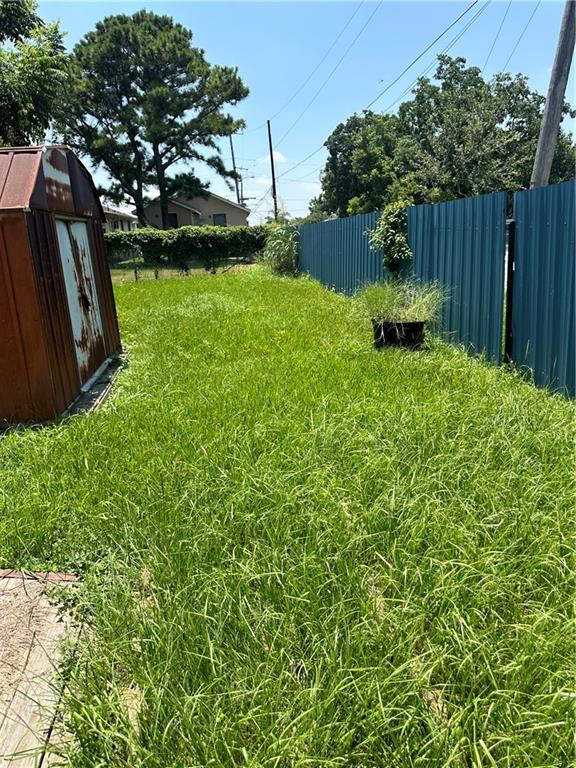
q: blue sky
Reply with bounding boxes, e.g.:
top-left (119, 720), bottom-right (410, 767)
top-left (40, 1), bottom-right (574, 222)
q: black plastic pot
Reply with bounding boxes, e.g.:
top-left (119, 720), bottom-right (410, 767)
top-left (372, 320), bottom-right (425, 350)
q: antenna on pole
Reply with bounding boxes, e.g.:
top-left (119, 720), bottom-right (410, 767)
top-left (267, 120), bottom-right (279, 222)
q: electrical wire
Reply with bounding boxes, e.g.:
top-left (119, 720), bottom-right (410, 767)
top-left (276, 145), bottom-right (327, 180)
top-left (274, 0), bottom-right (384, 148)
top-left (364, 0), bottom-right (481, 110)
top-left (241, 1), bottom-right (366, 135)
top-left (502, 0), bottom-right (542, 71)
top-left (276, 0), bottom-right (485, 180)
top-left (482, 0), bottom-right (512, 72)
top-left (383, 0), bottom-right (491, 113)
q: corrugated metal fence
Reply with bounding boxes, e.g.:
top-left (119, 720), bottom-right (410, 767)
top-left (299, 212), bottom-right (384, 294)
top-left (512, 181), bottom-right (574, 396)
top-left (408, 192), bottom-right (507, 363)
top-left (298, 181), bottom-right (575, 396)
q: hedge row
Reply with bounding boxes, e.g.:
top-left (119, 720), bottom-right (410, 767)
top-left (104, 225), bottom-right (269, 271)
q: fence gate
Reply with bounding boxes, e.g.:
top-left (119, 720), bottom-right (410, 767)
top-left (299, 212), bottom-right (384, 294)
top-left (511, 181), bottom-right (575, 396)
top-left (407, 192), bottom-right (507, 363)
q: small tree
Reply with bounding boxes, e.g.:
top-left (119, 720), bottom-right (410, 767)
top-left (368, 199), bottom-right (413, 276)
top-left (58, 11), bottom-right (248, 227)
top-left (0, 0), bottom-right (67, 146)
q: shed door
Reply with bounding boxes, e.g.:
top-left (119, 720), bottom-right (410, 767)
top-left (55, 219), bottom-right (105, 384)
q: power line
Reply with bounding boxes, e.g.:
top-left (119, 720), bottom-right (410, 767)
top-left (364, 0), bottom-right (481, 110)
top-left (248, 186), bottom-right (273, 216)
top-left (502, 0), bottom-right (542, 71)
top-left (482, 0), bottom-right (512, 72)
top-left (276, 145), bottom-right (327, 180)
top-left (383, 0), bottom-right (492, 113)
top-left (270, 1), bottom-right (366, 123)
top-left (275, 0), bottom-right (384, 148)
top-left (242, 1), bottom-right (365, 135)
top-left (276, 0), bottom-right (485, 180)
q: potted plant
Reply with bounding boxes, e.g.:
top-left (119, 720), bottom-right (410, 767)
top-left (355, 279), bottom-right (445, 350)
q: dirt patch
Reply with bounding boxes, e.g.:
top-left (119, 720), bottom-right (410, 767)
top-left (0, 573), bottom-right (76, 766)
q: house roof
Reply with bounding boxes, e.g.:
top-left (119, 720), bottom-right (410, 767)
top-left (0, 145), bottom-right (105, 220)
top-left (144, 191), bottom-right (250, 214)
top-left (203, 191), bottom-right (250, 212)
top-left (102, 205), bottom-right (138, 221)
top-left (166, 199), bottom-right (202, 216)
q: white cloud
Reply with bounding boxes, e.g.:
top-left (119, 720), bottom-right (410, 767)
top-left (253, 175), bottom-right (271, 187)
top-left (256, 150), bottom-right (288, 165)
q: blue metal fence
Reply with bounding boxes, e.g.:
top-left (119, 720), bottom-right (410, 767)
top-left (512, 181), bottom-right (575, 396)
top-left (408, 192), bottom-right (507, 363)
top-left (299, 212), bottom-right (384, 294)
top-left (297, 183), bottom-right (574, 396)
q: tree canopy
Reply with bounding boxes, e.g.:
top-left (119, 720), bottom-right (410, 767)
top-left (58, 11), bottom-right (248, 227)
top-left (312, 56), bottom-right (575, 217)
top-left (0, 0), bottom-right (67, 146)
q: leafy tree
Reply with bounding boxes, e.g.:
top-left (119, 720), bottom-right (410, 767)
top-left (58, 11), bottom-right (248, 227)
top-left (314, 55), bottom-right (575, 216)
top-left (0, 0), bottom-right (67, 146)
top-left (397, 56), bottom-right (575, 201)
top-left (312, 112), bottom-right (407, 217)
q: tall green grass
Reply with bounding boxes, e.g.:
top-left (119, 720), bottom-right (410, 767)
top-left (0, 268), bottom-right (573, 766)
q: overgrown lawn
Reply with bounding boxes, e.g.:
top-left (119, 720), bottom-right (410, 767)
top-left (0, 268), bottom-right (573, 766)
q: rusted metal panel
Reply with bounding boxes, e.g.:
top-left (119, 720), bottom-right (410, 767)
top-left (0, 149), bottom-right (47, 212)
top-left (42, 147), bottom-right (75, 215)
top-left (67, 153), bottom-right (106, 221)
top-left (88, 219), bottom-right (121, 355)
top-left (0, 213), bottom-right (56, 423)
top-left (26, 210), bottom-right (80, 411)
top-left (55, 219), bottom-right (106, 385)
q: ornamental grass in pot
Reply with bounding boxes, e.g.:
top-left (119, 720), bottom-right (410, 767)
top-left (355, 279), bottom-right (445, 350)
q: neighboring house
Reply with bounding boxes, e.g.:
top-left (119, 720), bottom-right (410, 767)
top-left (143, 192), bottom-right (250, 228)
top-left (102, 205), bottom-right (139, 232)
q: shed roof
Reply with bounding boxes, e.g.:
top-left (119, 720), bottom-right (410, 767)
top-left (0, 145), bottom-right (104, 221)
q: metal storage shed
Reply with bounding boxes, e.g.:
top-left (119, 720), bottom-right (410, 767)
top-left (0, 145), bottom-right (121, 424)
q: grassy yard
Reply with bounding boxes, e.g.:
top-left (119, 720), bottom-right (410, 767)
top-left (0, 268), bottom-right (573, 767)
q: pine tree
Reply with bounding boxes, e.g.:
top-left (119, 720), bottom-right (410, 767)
top-left (59, 11), bottom-right (248, 227)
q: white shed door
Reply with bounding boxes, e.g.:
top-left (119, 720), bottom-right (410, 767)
top-left (55, 219), bottom-right (105, 384)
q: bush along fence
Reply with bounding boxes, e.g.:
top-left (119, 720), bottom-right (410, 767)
top-left (298, 180), bottom-right (575, 397)
top-left (105, 225), bottom-right (268, 275)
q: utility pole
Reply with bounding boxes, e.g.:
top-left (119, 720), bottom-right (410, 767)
top-left (267, 120), bottom-right (279, 222)
top-left (530, 0), bottom-right (575, 188)
top-left (229, 134), bottom-right (241, 205)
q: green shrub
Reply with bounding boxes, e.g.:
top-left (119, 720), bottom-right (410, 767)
top-left (368, 199), bottom-right (413, 274)
top-left (355, 279), bottom-right (445, 323)
top-left (259, 224), bottom-right (299, 275)
top-left (104, 226), bottom-right (268, 272)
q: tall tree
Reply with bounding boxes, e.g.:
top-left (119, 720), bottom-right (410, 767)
top-left (396, 56), bottom-right (575, 201)
top-left (58, 11), bottom-right (248, 227)
top-left (311, 112), bottom-right (407, 218)
top-left (0, 0), bottom-right (66, 146)
top-left (313, 55), bottom-right (575, 217)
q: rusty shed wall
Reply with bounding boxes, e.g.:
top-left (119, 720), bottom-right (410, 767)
top-left (88, 219), bottom-right (121, 355)
top-left (0, 213), bottom-right (58, 423)
top-left (26, 210), bottom-right (81, 411)
top-left (0, 146), bottom-right (121, 423)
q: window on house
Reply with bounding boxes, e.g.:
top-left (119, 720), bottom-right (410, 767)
top-left (213, 213), bottom-right (227, 227)
top-left (166, 212), bottom-right (179, 229)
